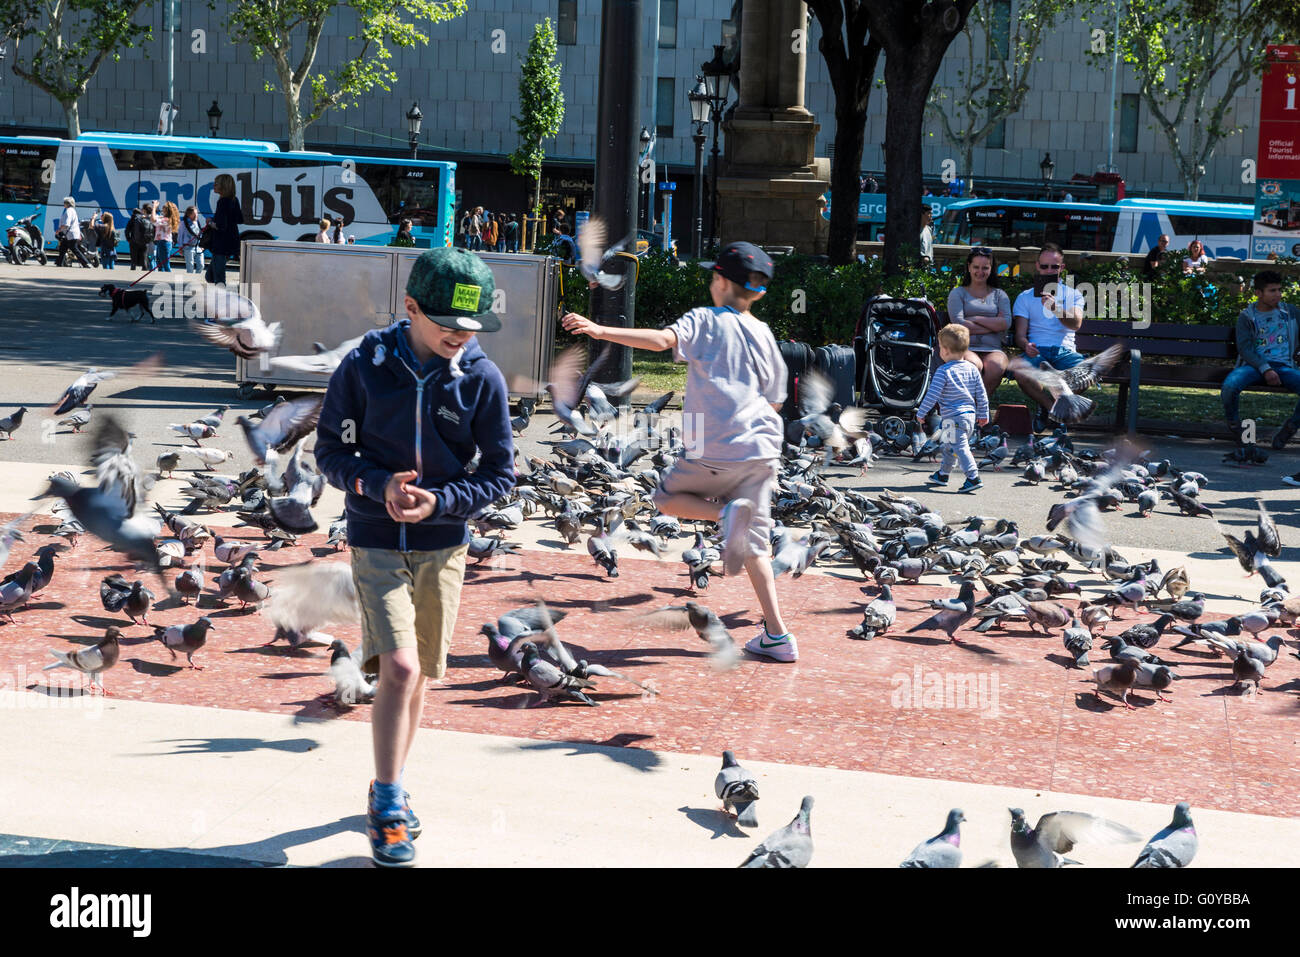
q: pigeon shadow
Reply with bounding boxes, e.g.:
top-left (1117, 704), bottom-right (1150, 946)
top-left (227, 644), bottom-right (323, 657)
top-left (652, 585), bottom-right (697, 599)
top-left (509, 737), bottom-right (663, 772)
top-left (677, 806), bottom-right (748, 839)
top-left (1045, 653), bottom-right (1081, 669)
top-left (128, 657), bottom-right (185, 676)
top-left (149, 736), bottom-right (321, 755)
top-left (889, 632), bottom-right (952, 647)
top-left (535, 539), bottom-right (576, 550)
top-left (309, 546), bottom-right (342, 558)
top-left (949, 640), bottom-right (1002, 657)
top-left (23, 681), bottom-right (96, 699)
top-left (258, 671), bottom-right (321, 681)
top-left (71, 613), bottom-right (132, 630)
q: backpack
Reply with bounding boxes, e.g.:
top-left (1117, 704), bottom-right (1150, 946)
top-left (138, 215), bottom-right (155, 244)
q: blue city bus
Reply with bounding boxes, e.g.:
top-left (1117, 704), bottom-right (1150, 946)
top-left (0, 132), bottom-right (456, 253)
top-left (937, 197), bottom-right (1255, 259)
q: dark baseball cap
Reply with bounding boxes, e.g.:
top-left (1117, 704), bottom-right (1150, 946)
top-left (701, 241), bottom-right (774, 290)
top-left (405, 247), bottom-right (502, 333)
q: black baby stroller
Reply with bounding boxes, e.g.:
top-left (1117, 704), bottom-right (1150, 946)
top-left (852, 295), bottom-right (943, 445)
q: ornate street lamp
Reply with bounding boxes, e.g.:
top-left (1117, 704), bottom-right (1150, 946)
top-left (688, 76), bottom-right (710, 259)
top-left (700, 44), bottom-right (731, 253)
top-left (206, 100), bottom-right (222, 137)
top-left (407, 101), bottom-right (423, 160)
top-left (1040, 152), bottom-right (1055, 201)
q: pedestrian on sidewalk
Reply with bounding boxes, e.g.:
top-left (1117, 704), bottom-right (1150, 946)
top-left (125, 207), bottom-right (150, 270)
top-left (154, 201), bottom-right (179, 272)
top-left (54, 197), bottom-right (91, 267)
top-left (206, 174), bottom-right (243, 285)
top-left (178, 206), bottom-right (205, 273)
top-left (92, 211), bottom-right (118, 269)
top-left (561, 241), bottom-right (799, 662)
top-left (315, 247), bottom-right (515, 867)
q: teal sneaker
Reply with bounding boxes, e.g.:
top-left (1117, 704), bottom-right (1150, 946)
top-left (370, 781), bottom-right (421, 840)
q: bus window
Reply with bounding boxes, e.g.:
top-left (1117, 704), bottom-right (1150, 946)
top-left (354, 163), bottom-right (398, 218)
top-left (1168, 213), bottom-right (1253, 236)
top-left (0, 145), bottom-right (55, 205)
top-left (391, 166), bottom-right (442, 227)
top-left (1007, 215), bottom-right (1046, 247)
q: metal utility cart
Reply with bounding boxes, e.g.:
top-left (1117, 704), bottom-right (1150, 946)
top-left (234, 240), bottom-right (559, 399)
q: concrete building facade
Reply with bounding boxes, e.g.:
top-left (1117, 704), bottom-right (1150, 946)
top-left (0, 0), bottom-right (1269, 227)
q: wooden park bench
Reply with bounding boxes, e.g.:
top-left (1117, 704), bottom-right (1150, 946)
top-left (1074, 320), bottom-right (1292, 435)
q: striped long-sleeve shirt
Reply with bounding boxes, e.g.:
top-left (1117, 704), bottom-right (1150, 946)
top-left (916, 359), bottom-right (989, 421)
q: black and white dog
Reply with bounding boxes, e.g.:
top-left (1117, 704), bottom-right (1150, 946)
top-left (99, 284), bottom-right (153, 323)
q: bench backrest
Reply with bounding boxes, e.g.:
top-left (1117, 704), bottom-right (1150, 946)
top-left (1075, 320), bottom-right (1235, 361)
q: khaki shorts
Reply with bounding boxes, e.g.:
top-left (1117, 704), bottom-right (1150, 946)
top-left (351, 543), bottom-right (470, 679)
top-left (654, 456), bottom-right (777, 558)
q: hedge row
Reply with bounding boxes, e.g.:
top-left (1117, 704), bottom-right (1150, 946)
top-left (553, 250), bottom-right (1298, 348)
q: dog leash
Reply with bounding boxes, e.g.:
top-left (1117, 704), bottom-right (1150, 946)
top-left (125, 265), bottom-right (159, 288)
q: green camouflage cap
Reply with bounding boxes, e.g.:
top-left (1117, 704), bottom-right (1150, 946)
top-left (405, 247), bottom-right (501, 333)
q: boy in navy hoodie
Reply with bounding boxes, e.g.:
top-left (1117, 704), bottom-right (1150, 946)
top-left (316, 247), bottom-right (515, 866)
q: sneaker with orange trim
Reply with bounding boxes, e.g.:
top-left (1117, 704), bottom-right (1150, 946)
top-left (368, 808), bottom-right (416, 867)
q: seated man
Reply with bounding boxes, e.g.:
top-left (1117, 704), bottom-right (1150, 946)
top-left (1011, 242), bottom-right (1086, 432)
top-left (1223, 270), bottom-right (1300, 450)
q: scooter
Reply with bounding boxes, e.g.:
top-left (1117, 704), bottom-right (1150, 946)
top-left (4, 213), bottom-right (48, 265)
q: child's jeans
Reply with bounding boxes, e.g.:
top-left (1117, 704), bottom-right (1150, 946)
top-left (938, 411), bottom-right (979, 479)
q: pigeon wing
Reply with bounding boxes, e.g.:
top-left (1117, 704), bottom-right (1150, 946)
top-left (1036, 810), bottom-right (1142, 854)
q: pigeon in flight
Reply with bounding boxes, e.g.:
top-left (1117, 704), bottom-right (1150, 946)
top-left (189, 287), bottom-right (281, 359)
top-left (1008, 807), bottom-right (1141, 868)
top-left (236, 395), bottom-right (323, 465)
top-left (270, 334), bottom-right (365, 376)
top-left (576, 215), bottom-right (633, 290)
top-left (53, 369), bottom-right (116, 416)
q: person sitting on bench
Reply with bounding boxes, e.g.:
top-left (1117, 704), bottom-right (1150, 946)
top-left (1011, 243), bottom-right (1086, 433)
top-left (1223, 270), bottom-right (1300, 450)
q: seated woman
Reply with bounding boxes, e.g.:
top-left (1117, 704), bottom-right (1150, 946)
top-left (1183, 238), bottom-right (1212, 274)
top-left (946, 246), bottom-right (1011, 401)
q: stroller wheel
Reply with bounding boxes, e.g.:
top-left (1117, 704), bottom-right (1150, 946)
top-left (881, 416), bottom-right (908, 442)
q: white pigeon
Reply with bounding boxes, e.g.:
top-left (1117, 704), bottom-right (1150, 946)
top-left (189, 287), bottom-right (281, 359)
top-left (181, 447), bottom-right (234, 470)
top-left (576, 215), bottom-right (631, 290)
top-left (270, 333), bottom-right (366, 376)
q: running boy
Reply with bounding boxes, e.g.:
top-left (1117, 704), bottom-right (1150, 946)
top-left (917, 324), bottom-right (990, 493)
top-left (560, 241), bottom-right (796, 662)
top-left (315, 247), bottom-right (515, 866)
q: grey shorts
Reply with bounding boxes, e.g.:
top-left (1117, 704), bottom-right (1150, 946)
top-left (654, 456), bottom-right (777, 558)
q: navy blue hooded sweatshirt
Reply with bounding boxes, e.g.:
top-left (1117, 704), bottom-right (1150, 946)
top-left (315, 319), bottom-right (516, 551)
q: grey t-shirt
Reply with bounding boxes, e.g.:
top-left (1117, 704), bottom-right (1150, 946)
top-left (669, 306), bottom-right (787, 462)
top-left (947, 286), bottom-right (1011, 353)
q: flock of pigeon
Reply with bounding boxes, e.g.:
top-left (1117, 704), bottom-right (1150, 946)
top-left (0, 292), bottom-right (1294, 866)
top-left (715, 750), bottom-right (1197, 867)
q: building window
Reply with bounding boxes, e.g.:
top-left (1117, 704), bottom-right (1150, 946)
top-left (558, 0), bottom-right (577, 45)
top-left (986, 88), bottom-right (1006, 150)
top-left (659, 0), bottom-right (677, 48)
top-left (987, 0), bottom-right (1010, 61)
top-left (656, 77), bottom-right (674, 139)
top-left (1120, 93), bottom-right (1139, 153)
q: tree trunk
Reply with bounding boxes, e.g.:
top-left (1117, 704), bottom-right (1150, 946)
top-left (287, 93), bottom-right (306, 151)
top-left (63, 99), bottom-right (80, 139)
top-left (882, 55), bottom-right (930, 275)
top-left (828, 97), bottom-right (868, 265)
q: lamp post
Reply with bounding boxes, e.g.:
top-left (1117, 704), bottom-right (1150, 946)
top-left (700, 44), bottom-right (730, 254)
top-left (206, 100), bottom-right (222, 137)
top-left (1040, 152), bottom-right (1055, 201)
top-left (407, 101), bottom-right (423, 160)
top-left (688, 76), bottom-right (709, 259)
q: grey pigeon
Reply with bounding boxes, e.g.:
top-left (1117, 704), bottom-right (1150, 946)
top-left (53, 369), bottom-right (116, 416)
top-left (848, 584), bottom-right (895, 640)
top-left (1062, 616), bottom-right (1092, 667)
top-left (520, 642), bottom-right (596, 705)
top-left (1009, 807), bottom-right (1141, 868)
top-left (906, 581), bottom-right (975, 642)
top-left (635, 602), bottom-right (737, 668)
top-left (900, 808), bottom-right (966, 868)
top-left (236, 395), bottom-right (322, 465)
top-left (0, 406), bottom-right (25, 439)
top-left (714, 751), bottom-right (760, 827)
top-left (154, 616), bottom-right (216, 669)
top-left (36, 476), bottom-right (162, 574)
top-left (44, 626), bottom-right (122, 695)
top-left (1094, 658), bottom-right (1139, 709)
top-left (740, 796), bottom-right (814, 868)
top-left (1132, 802), bottom-right (1198, 868)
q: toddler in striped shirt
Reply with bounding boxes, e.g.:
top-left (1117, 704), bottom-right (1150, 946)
top-left (916, 324), bottom-right (990, 493)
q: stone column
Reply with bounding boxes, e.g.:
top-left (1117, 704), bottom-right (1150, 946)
top-left (716, 0), bottom-right (829, 254)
